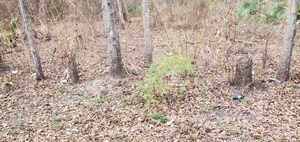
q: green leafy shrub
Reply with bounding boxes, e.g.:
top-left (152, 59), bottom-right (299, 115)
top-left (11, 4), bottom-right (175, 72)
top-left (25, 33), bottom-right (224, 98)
top-left (135, 55), bottom-right (195, 107)
top-left (151, 114), bottom-right (168, 123)
top-left (265, 2), bottom-right (286, 22)
top-left (236, 0), bottom-right (286, 24)
top-left (236, 0), bottom-right (258, 19)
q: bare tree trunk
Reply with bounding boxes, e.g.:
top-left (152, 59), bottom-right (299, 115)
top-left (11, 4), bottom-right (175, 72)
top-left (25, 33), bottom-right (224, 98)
top-left (69, 51), bottom-right (79, 83)
top-left (277, 0), bottom-right (299, 81)
top-left (102, 0), bottom-right (124, 79)
top-left (31, 0), bottom-right (39, 13)
top-left (121, 0), bottom-right (129, 21)
top-left (116, 0), bottom-right (124, 25)
top-left (19, 0), bottom-right (44, 80)
top-left (143, 0), bottom-right (152, 65)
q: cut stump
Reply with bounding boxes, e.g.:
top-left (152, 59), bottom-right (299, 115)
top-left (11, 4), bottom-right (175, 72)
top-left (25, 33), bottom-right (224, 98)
top-left (69, 52), bottom-right (79, 84)
top-left (0, 55), bottom-right (9, 72)
top-left (235, 57), bottom-right (253, 87)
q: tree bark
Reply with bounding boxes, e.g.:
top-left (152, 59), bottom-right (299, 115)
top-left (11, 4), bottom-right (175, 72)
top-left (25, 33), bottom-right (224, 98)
top-left (102, 0), bottom-right (124, 79)
top-left (143, 0), bottom-right (152, 65)
top-left (31, 0), bottom-right (39, 13)
top-left (277, 0), bottom-right (299, 81)
top-left (19, 0), bottom-right (44, 80)
top-left (0, 55), bottom-right (5, 72)
top-left (116, 0), bottom-right (124, 25)
top-left (69, 51), bottom-right (79, 84)
top-left (121, 0), bottom-right (129, 21)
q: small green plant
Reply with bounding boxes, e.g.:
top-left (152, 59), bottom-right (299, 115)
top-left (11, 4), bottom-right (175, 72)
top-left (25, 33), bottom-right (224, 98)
top-left (199, 108), bottom-right (208, 114)
top-left (8, 130), bottom-right (17, 136)
top-left (198, 89), bottom-right (206, 98)
top-left (128, 5), bottom-right (142, 16)
top-left (11, 21), bottom-right (17, 32)
top-left (135, 55), bottom-right (195, 107)
top-left (279, 116), bottom-right (285, 121)
top-left (57, 87), bottom-right (70, 94)
top-left (95, 98), bottom-right (103, 104)
top-left (297, 6), bottom-right (300, 20)
top-left (3, 82), bottom-right (13, 92)
top-left (188, 134), bottom-right (197, 142)
top-left (108, 117), bottom-right (114, 123)
top-left (151, 114), bottom-right (168, 123)
top-left (6, 33), bottom-right (13, 42)
top-left (6, 21), bottom-right (17, 42)
top-left (18, 125), bottom-right (26, 131)
top-left (52, 117), bottom-right (61, 123)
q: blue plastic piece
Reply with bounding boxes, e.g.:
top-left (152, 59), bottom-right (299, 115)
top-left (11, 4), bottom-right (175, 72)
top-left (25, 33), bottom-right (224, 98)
top-left (233, 94), bottom-right (244, 100)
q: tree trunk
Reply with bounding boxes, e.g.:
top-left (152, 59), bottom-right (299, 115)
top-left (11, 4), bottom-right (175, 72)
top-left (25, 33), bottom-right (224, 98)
top-left (121, 0), bottom-right (129, 21)
top-left (0, 55), bottom-right (10, 72)
top-left (19, 0), bottom-right (44, 80)
top-left (31, 0), bottom-right (39, 13)
top-left (0, 55), bottom-right (5, 72)
top-left (116, 0), bottom-right (124, 25)
top-left (69, 51), bottom-right (79, 84)
top-left (102, 0), bottom-right (124, 79)
top-left (235, 57), bottom-right (252, 87)
top-left (143, 0), bottom-right (152, 65)
top-left (277, 0), bottom-right (299, 81)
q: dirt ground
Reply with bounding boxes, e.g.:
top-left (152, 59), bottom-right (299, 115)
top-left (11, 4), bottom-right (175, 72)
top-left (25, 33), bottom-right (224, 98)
top-left (1, 3), bottom-right (300, 141)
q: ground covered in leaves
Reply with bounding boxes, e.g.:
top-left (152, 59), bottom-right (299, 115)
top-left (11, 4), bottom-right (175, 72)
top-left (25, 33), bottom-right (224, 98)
top-left (1, 2), bottom-right (300, 142)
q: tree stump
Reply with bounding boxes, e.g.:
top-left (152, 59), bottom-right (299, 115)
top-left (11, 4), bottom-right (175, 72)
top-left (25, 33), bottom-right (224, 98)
top-left (235, 57), bottom-right (253, 87)
top-left (0, 55), bottom-right (9, 72)
top-left (0, 55), bottom-right (4, 72)
top-left (69, 52), bottom-right (79, 84)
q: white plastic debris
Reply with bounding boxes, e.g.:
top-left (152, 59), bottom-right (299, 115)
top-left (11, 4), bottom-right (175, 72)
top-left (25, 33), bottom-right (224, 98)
top-left (11, 70), bottom-right (18, 74)
top-left (60, 79), bottom-right (68, 83)
top-left (267, 78), bottom-right (282, 83)
top-left (2, 122), bottom-right (7, 127)
top-left (31, 73), bottom-right (37, 80)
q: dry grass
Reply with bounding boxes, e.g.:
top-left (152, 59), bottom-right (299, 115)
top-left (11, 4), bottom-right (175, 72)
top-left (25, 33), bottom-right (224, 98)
top-left (0, 0), bottom-right (300, 141)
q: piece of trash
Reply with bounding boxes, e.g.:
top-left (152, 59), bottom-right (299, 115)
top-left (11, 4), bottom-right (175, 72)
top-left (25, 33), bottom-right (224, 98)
top-left (60, 79), bottom-right (68, 83)
top-left (2, 122), bottom-right (7, 127)
top-left (31, 73), bottom-right (37, 80)
top-left (11, 70), bottom-right (18, 74)
top-left (165, 119), bottom-right (174, 126)
top-left (233, 94), bottom-right (244, 100)
top-left (267, 78), bottom-right (282, 83)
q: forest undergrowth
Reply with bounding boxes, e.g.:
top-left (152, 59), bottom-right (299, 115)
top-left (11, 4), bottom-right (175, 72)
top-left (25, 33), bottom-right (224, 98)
top-left (0, 0), bottom-right (300, 141)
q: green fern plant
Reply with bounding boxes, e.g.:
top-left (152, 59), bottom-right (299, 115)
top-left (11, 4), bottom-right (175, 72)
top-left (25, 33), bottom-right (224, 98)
top-left (135, 55), bottom-right (195, 108)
